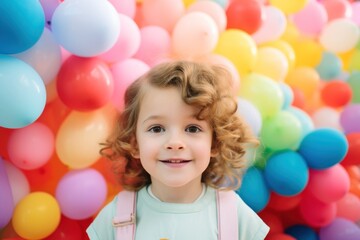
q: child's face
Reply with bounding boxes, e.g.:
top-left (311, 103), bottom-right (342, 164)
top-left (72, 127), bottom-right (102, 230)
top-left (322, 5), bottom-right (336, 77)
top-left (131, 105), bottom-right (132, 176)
top-left (135, 86), bottom-right (214, 189)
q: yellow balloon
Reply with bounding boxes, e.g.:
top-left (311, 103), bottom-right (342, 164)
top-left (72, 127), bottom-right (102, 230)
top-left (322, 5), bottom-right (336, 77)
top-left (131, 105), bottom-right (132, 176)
top-left (260, 39), bottom-right (296, 71)
top-left (280, 22), bottom-right (300, 46)
top-left (56, 108), bottom-right (113, 169)
top-left (337, 49), bottom-right (354, 71)
top-left (269, 0), bottom-right (309, 14)
top-left (292, 37), bottom-right (323, 67)
top-left (348, 49), bottom-right (360, 72)
top-left (252, 47), bottom-right (289, 82)
top-left (183, 0), bottom-right (196, 7)
top-left (214, 29), bottom-right (257, 77)
top-left (285, 67), bottom-right (320, 101)
top-left (12, 192), bottom-right (61, 240)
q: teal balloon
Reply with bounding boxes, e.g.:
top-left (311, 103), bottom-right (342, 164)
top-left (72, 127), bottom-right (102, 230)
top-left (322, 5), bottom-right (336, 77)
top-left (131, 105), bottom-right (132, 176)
top-left (315, 52), bottom-right (342, 81)
top-left (0, 0), bottom-right (45, 54)
top-left (236, 167), bottom-right (270, 212)
top-left (0, 55), bottom-right (46, 129)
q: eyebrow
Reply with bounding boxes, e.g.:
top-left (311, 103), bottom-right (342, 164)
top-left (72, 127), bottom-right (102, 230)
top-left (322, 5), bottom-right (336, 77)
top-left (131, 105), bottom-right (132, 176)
top-left (142, 113), bottom-right (200, 124)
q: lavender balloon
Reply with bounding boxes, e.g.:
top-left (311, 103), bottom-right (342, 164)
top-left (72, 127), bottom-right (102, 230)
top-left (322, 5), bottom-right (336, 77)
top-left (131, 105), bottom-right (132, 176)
top-left (0, 157), bottom-right (14, 228)
top-left (319, 218), bottom-right (360, 240)
top-left (340, 104), bottom-right (360, 134)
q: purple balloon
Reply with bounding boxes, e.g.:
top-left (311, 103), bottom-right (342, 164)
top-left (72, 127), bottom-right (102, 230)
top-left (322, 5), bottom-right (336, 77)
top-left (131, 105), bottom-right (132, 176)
top-left (0, 157), bottom-right (14, 228)
top-left (319, 218), bottom-right (360, 240)
top-left (40, 0), bottom-right (61, 28)
top-left (55, 168), bottom-right (107, 220)
top-left (340, 104), bottom-right (360, 134)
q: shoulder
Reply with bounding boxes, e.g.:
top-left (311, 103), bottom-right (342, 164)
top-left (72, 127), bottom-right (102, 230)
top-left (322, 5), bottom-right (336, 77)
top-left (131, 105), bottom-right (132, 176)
top-left (86, 192), bottom-right (126, 240)
top-left (232, 191), bottom-right (270, 240)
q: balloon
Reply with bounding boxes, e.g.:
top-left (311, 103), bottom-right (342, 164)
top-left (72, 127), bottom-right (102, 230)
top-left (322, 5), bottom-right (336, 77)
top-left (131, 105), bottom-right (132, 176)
top-left (285, 224), bottom-right (318, 240)
top-left (0, 0), bottom-right (45, 54)
top-left (298, 128), bottom-right (348, 169)
top-left (348, 49), bottom-right (360, 72)
top-left (312, 107), bottom-right (342, 131)
top-left (269, 0), bottom-right (309, 14)
top-left (279, 82), bottom-right (293, 109)
top-left (12, 192), bottom-right (61, 239)
top-left (187, 1), bottom-right (227, 33)
top-left (252, 6), bottom-right (287, 44)
top-left (285, 67), bottom-right (320, 101)
top-left (110, 58), bottom-right (150, 110)
top-left (236, 98), bottom-right (262, 136)
top-left (239, 73), bottom-right (284, 119)
top-left (307, 164), bottom-right (350, 203)
top-left (0, 157), bottom-right (14, 229)
top-left (252, 47), bottom-right (289, 81)
top-left (261, 110), bottom-right (302, 151)
top-left (226, 0), bottom-right (265, 34)
top-left (108, 0), bottom-right (136, 18)
top-left (56, 109), bottom-right (113, 169)
top-left (351, 2), bottom-right (360, 26)
top-left (7, 122), bottom-right (54, 170)
top-left (142, 0), bottom-right (185, 32)
top-left (214, 29), bottom-right (257, 77)
top-left (287, 106), bottom-right (314, 139)
top-left (264, 150), bottom-right (309, 196)
top-left (172, 12), bottom-right (219, 58)
top-left (44, 215), bottom-right (83, 240)
top-left (55, 168), bottom-right (107, 220)
top-left (261, 40), bottom-right (296, 70)
top-left (133, 26), bottom-right (171, 66)
top-left (316, 52), bottom-right (343, 81)
top-left (299, 192), bottom-right (337, 227)
top-left (3, 161), bottom-right (30, 206)
top-left (292, 37), bottom-right (323, 67)
top-left (99, 14), bottom-right (141, 63)
top-left (0, 55), bottom-right (46, 129)
top-left (319, 18), bottom-right (360, 53)
top-left (56, 56), bottom-right (114, 111)
top-left (341, 133), bottom-right (360, 166)
top-left (340, 104), bottom-right (360, 134)
top-left (321, 80), bottom-right (352, 108)
top-left (267, 192), bottom-right (302, 211)
top-left (292, 0), bottom-right (327, 37)
top-left (347, 71), bottom-right (360, 103)
top-left (336, 193), bottom-right (360, 222)
top-left (39, 0), bottom-right (60, 29)
top-left (266, 233), bottom-right (296, 240)
top-left (236, 167), bottom-right (270, 212)
top-left (51, 0), bottom-right (120, 57)
top-left (319, 218), bottom-right (360, 240)
top-left (11, 28), bottom-right (62, 85)
top-left (258, 211), bottom-right (284, 235)
top-left (322, 0), bottom-right (352, 21)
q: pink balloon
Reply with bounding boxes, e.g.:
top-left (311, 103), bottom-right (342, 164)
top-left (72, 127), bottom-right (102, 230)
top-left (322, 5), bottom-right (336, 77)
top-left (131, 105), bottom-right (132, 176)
top-left (307, 164), bottom-right (350, 203)
top-left (134, 26), bottom-right (171, 66)
top-left (187, 0), bottom-right (227, 32)
top-left (111, 58), bottom-right (150, 110)
top-left (322, 0), bottom-right (352, 21)
top-left (336, 192), bottom-right (360, 222)
top-left (99, 14), bottom-right (141, 63)
top-left (108, 0), bottom-right (136, 19)
top-left (55, 168), bottom-right (107, 220)
top-left (292, 0), bottom-right (328, 37)
top-left (172, 12), bottom-right (219, 58)
top-left (7, 122), bottom-right (54, 170)
top-left (4, 161), bottom-right (30, 205)
top-left (142, 0), bottom-right (185, 32)
top-left (351, 2), bottom-right (360, 26)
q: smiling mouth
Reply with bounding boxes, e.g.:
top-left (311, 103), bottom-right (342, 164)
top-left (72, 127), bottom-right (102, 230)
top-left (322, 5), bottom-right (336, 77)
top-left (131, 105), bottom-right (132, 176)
top-left (160, 160), bottom-right (191, 163)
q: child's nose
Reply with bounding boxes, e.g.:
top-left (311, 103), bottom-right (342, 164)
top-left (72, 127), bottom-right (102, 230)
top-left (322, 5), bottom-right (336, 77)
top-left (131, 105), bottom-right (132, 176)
top-left (165, 134), bottom-right (185, 150)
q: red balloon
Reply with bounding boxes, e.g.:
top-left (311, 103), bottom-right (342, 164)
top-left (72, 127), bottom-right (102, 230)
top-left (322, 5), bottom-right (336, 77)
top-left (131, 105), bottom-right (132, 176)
top-left (57, 56), bottom-right (114, 111)
top-left (226, 0), bottom-right (265, 34)
top-left (44, 215), bottom-right (83, 240)
top-left (341, 133), bottom-right (360, 166)
top-left (267, 192), bottom-right (303, 211)
top-left (266, 233), bottom-right (296, 240)
top-left (321, 80), bottom-right (352, 108)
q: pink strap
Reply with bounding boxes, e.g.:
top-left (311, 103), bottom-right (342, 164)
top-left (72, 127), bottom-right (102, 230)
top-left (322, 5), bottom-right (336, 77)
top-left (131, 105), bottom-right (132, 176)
top-left (217, 190), bottom-right (239, 240)
top-left (113, 191), bottom-right (136, 240)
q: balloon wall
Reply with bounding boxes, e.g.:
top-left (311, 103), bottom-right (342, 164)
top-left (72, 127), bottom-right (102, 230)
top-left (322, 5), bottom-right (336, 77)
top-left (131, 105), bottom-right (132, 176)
top-left (1, 0), bottom-right (360, 239)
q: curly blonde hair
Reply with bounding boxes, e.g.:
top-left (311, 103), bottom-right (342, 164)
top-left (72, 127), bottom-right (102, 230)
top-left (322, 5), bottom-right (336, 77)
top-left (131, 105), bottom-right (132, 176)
top-left (101, 60), bottom-right (258, 191)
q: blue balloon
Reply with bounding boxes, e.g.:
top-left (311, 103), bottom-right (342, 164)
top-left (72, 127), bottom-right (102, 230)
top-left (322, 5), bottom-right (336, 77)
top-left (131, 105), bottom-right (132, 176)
top-left (264, 150), bottom-right (309, 196)
top-left (0, 0), bottom-right (45, 54)
top-left (315, 52), bottom-right (342, 81)
top-left (278, 82), bottom-right (294, 110)
top-left (236, 167), bottom-right (270, 212)
top-left (0, 55), bottom-right (46, 129)
top-left (298, 128), bottom-right (348, 169)
top-left (285, 225), bottom-right (319, 240)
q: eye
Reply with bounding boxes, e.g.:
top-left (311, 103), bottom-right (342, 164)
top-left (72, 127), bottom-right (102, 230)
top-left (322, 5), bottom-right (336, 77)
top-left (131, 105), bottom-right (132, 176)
top-left (148, 125), bottom-right (165, 133)
top-left (186, 125), bottom-right (201, 133)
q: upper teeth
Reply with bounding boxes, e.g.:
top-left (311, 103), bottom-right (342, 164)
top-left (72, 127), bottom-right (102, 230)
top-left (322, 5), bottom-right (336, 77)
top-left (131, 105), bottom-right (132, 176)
top-left (169, 160), bottom-right (182, 163)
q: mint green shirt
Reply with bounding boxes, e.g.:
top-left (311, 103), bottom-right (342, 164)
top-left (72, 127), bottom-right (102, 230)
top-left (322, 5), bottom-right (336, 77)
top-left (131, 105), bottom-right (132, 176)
top-left (87, 186), bottom-right (269, 240)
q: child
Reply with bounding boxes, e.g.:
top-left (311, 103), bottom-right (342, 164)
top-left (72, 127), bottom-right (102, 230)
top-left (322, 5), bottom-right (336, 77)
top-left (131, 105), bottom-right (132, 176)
top-left (86, 60), bottom-right (269, 239)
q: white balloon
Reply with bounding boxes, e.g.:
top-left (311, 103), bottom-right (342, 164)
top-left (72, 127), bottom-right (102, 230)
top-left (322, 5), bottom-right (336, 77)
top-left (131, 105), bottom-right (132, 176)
top-left (236, 97), bottom-right (262, 136)
top-left (51, 0), bottom-right (120, 57)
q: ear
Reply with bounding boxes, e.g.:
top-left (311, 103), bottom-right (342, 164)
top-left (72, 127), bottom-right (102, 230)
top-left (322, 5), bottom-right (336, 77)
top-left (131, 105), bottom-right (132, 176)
top-left (210, 147), bottom-right (219, 157)
top-left (130, 137), bottom-right (140, 159)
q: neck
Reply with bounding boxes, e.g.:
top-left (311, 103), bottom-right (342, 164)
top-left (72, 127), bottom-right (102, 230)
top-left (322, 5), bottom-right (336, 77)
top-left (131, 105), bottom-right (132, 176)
top-left (150, 180), bottom-right (203, 203)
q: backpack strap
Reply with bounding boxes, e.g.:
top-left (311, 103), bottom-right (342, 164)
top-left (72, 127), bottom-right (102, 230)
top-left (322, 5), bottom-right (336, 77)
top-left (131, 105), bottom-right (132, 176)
top-left (113, 191), bottom-right (136, 240)
top-left (217, 190), bottom-right (239, 240)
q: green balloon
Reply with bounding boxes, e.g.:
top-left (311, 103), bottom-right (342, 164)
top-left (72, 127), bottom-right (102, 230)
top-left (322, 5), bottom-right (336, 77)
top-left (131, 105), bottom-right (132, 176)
top-left (348, 71), bottom-right (360, 103)
top-left (260, 110), bottom-right (302, 151)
